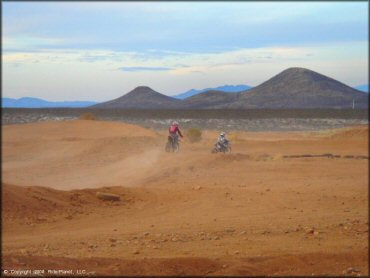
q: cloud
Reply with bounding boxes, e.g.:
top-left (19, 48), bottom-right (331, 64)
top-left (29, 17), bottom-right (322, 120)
top-left (118, 66), bottom-right (174, 72)
top-left (4, 41), bottom-right (366, 75)
top-left (79, 52), bottom-right (122, 63)
top-left (3, 2), bottom-right (367, 54)
top-left (3, 36), bottom-right (65, 52)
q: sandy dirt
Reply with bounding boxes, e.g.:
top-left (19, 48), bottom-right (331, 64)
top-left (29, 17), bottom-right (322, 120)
top-left (2, 120), bottom-right (369, 276)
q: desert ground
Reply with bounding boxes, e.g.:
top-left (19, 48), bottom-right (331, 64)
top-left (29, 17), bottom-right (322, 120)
top-left (2, 119), bottom-right (369, 276)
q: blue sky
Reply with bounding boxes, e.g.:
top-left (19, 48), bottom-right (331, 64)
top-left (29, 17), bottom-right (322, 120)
top-left (2, 2), bottom-right (369, 101)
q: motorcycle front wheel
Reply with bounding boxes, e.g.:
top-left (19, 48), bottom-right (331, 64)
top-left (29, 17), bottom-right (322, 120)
top-left (165, 141), bottom-right (172, 152)
top-left (173, 142), bottom-right (180, 153)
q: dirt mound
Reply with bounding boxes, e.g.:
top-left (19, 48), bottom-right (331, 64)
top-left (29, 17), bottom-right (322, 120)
top-left (2, 119), bottom-right (158, 140)
top-left (2, 183), bottom-right (133, 222)
top-left (2, 120), bottom-right (162, 189)
top-left (2, 183), bottom-right (69, 219)
top-left (329, 125), bottom-right (368, 140)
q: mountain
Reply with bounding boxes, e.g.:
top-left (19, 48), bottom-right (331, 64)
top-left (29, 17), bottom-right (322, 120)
top-left (355, 84), bottom-right (369, 93)
top-left (173, 85), bottom-right (252, 99)
top-left (91, 86), bottom-right (180, 109)
top-left (90, 68), bottom-right (369, 109)
top-left (181, 90), bottom-right (239, 109)
top-left (2, 97), bottom-right (97, 108)
top-left (222, 67), bottom-right (368, 109)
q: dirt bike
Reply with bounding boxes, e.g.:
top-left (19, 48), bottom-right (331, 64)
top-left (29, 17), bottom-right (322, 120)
top-left (165, 134), bottom-right (180, 153)
top-left (211, 141), bottom-right (231, 154)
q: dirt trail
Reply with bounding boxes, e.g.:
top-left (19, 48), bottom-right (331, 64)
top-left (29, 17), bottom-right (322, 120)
top-left (2, 120), bottom-right (368, 276)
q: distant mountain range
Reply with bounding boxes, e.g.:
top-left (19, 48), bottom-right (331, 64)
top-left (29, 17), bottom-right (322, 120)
top-left (173, 85), bottom-right (252, 99)
top-left (92, 67), bottom-right (368, 109)
top-left (355, 84), bottom-right (369, 93)
top-left (2, 97), bottom-right (97, 108)
top-left (3, 68), bottom-right (368, 109)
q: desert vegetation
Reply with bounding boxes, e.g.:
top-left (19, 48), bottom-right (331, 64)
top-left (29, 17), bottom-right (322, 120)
top-left (79, 112), bottom-right (97, 120)
top-left (2, 108), bottom-right (368, 130)
top-left (186, 128), bottom-right (202, 143)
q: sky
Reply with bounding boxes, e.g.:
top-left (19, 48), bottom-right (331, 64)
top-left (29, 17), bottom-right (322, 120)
top-left (2, 1), bottom-right (369, 101)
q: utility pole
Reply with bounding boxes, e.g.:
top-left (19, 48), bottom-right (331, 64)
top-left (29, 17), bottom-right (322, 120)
top-left (352, 98), bottom-right (355, 109)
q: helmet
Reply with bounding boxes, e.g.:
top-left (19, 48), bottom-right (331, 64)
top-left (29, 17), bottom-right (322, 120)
top-left (220, 132), bottom-right (225, 137)
top-left (172, 121), bottom-right (179, 127)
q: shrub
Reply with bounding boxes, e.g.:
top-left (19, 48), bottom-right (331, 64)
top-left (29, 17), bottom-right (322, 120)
top-left (187, 128), bottom-right (202, 143)
top-left (79, 112), bottom-right (97, 120)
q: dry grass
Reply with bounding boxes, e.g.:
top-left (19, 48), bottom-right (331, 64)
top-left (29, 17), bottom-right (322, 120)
top-left (79, 112), bottom-right (97, 120)
top-left (186, 128), bottom-right (202, 143)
